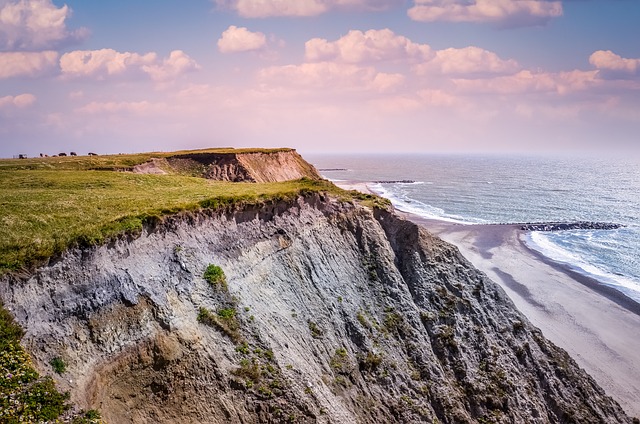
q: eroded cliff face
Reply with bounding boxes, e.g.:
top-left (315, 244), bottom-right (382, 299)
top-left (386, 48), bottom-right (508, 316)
top-left (0, 195), bottom-right (631, 423)
top-left (164, 149), bottom-right (321, 182)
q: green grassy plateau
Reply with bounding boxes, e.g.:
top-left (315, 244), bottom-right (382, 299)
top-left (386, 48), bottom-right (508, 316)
top-left (0, 147), bottom-right (294, 172)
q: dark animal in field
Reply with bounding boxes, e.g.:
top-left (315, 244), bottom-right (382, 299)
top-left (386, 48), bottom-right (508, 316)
top-left (58, 153), bottom-right (67, 157)
top-left (88, 152), bottom-right (98, 156)
top-left (70, 152), bottom-right (77, 156)
top-left (18, 154), bottom-right (27, 159)
top-left (39, 153), bottom-right (43, 157)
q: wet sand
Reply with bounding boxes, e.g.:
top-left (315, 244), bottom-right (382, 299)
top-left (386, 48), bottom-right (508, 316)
top-left (337, 181), bottom-right (640, 418)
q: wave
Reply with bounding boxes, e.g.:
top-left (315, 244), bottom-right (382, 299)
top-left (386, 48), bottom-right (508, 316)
top-left (368, 183), bottom-right (483, 225)
top-left (524, 231), bottom-right (640, 303)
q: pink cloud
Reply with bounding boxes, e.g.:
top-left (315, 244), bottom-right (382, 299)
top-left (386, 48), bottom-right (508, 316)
top-left (59, 49), bottom-right (199, 82)
top-left (414, 46), bottom-right (519, 76)
top-left (217, 26), bottom-right (267, 53)
top-left (258, 61), bottom-right (403, 93)
top-left (305, 29), bottom-right (432, 63)
top-left (142, 50), bottom-right (200, 82)
top-left (76, 100), bottom-right (167, 115)
top-left (0, 0), bottom-right (88, 50)
top-left (452, 69), bottom-right (599, 95)
top-left (0, 51), bottom-right (58, 78)
top-left (408, 0), bottom-right (562, 27)
top-left (214, 0), bottom-right (401, 18)
top-left (589, 50), bottom-right (640, 79)
top-left (0, 93), bottom-right (36, 108)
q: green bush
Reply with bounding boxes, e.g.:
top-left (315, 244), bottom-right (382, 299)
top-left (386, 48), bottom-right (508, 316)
top-left (203, 264), bottom-right (227, 289)
top-left (50, 357), bottom-right (67, 374)
top-left (0, 303), bottom-right (71, 423)
top-left (72, 409), bottom-right (102, 424)
top-left (197, 306), bottom-right (241, 342)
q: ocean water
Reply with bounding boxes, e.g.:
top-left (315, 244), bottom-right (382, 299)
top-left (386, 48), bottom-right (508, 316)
top-left (307, 154), bottom-right (640, 303)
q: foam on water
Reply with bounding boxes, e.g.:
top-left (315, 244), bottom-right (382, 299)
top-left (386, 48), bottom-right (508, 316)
top-left (368, 183), bottom-right (477, 224)
top-left (525, 231), bottom-right (640, 303)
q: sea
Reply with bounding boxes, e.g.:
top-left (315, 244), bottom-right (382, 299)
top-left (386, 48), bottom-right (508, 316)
top-left (307, 154), bottom-right (640, 304)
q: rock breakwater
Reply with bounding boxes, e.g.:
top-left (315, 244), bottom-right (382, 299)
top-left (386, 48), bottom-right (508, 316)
top-left (520, 221), bottom-right (623, 231)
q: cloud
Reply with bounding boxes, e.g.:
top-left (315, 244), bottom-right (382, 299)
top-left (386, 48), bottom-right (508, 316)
top-left (142, 50), bottom-right (201, 82)
top-left (218, 26), bottom-right (267, 53)
top-left (0, 0), bottom-right (88, 50)
top-left (414, 46), bottom-right (519, 76)
top-left (589, 50), bottom-right (640, 79)
top-left (408, 0), bottom-right (563, 27)
top-left (304, 30), bottom-right (516, 78)
top-left (0, 93), bottom-right (36, 108)
top-left (305, 29), bottom-right (432, 63)
top-left (213, 0), bottom-right (401, 18)
top-left (258, 61), bottom-right (404, 93)
top-left (453, 69), bottom-right (599, 95)
top-left (59, 49), bottom-right (199, 81)
top-left (76, 100), bottom-right (167, 115)
top-left (0, 50), bottom-right (57, 78)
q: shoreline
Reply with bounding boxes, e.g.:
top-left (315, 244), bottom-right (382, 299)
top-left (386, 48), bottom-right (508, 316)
top-left (336, 180), bottom-right (640, 418)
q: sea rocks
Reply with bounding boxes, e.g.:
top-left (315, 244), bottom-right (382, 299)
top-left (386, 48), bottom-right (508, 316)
top-left (520, 221), bottom-right (623, 231)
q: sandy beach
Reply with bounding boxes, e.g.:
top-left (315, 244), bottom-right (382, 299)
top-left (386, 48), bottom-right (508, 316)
top-left (337, 181), bottom-right (640, 418)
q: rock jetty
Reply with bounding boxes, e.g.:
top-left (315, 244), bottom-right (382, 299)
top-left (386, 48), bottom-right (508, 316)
top-left (520, 221), bottom-right (623, 231)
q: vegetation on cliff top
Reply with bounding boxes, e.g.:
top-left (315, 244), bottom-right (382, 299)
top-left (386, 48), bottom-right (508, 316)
top-left (0, 147), bottom-right (295, 172)
top-left (0, 167), bottom-right (386, 275)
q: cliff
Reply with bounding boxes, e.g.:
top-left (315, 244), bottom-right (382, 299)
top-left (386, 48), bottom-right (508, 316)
top-left (162, 149), bottom-right (321, 182)
top-left (0, 193), bottom-right (631, 423)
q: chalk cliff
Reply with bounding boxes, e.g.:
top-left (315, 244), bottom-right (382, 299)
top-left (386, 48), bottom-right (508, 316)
top-left (0, 194), bottom-right (632, 423)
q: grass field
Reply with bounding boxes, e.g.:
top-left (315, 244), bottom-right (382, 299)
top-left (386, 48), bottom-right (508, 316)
top-left (0, 147), bottom-right (294, 172)
top-left (0, 170), bottom-right (341, 273)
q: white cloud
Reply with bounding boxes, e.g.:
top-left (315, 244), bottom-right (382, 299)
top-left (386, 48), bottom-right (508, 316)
top-left (59, 49), bottom-right (199, 82)
top-left (589, 50), bottom-right (640, 79)
top-left (0, 50), bottom-right (58, 78)
top-left (0, 0), bottom-right (88, 50)
top-left (214, 0), bottom-right (401, 18)
top-left (218, 26), bottom-right (267, 53)
top-left (305, 29), bottom-right (432, 63)
top-left (0, 93), bottom-right (36, 108)
top-left (408, 0), bottom-right (563, 27)
top-left (414, 46), bottom-right (519, 76)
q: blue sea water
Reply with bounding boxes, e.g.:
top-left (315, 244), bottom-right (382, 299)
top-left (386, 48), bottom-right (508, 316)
top-left (307, 154), bottom-right (640, 303)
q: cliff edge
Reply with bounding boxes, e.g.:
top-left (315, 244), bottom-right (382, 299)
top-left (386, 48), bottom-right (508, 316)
top-left (161, 148), bottom-right (321, 182)
top-left (0, 193), bottom-right (632, 423)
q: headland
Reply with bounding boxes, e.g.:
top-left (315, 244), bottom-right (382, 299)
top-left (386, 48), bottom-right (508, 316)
top-left (335, 180), bottom-right (640, 417)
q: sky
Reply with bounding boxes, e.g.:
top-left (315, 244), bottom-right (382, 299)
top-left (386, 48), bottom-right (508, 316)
top-left (1, 0), bottom-right (639, 157)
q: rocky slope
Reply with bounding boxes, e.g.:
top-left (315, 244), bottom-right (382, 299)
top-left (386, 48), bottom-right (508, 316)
top-left (0, 194), bottom-right (632, 423)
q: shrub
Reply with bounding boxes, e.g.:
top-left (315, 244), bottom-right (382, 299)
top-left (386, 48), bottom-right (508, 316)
top-left (308, 321), bottom-right (323, 339)
top-left (197, 306), bottom-right (241, 342)
top-left (50, 357), bottom-right (67, 374)
top-left (359, 352), bottom-right (383, 373)
top-left (203, 264), bottom-right (227, 289)
top-left (72, 409), bottom-right (102, 424)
